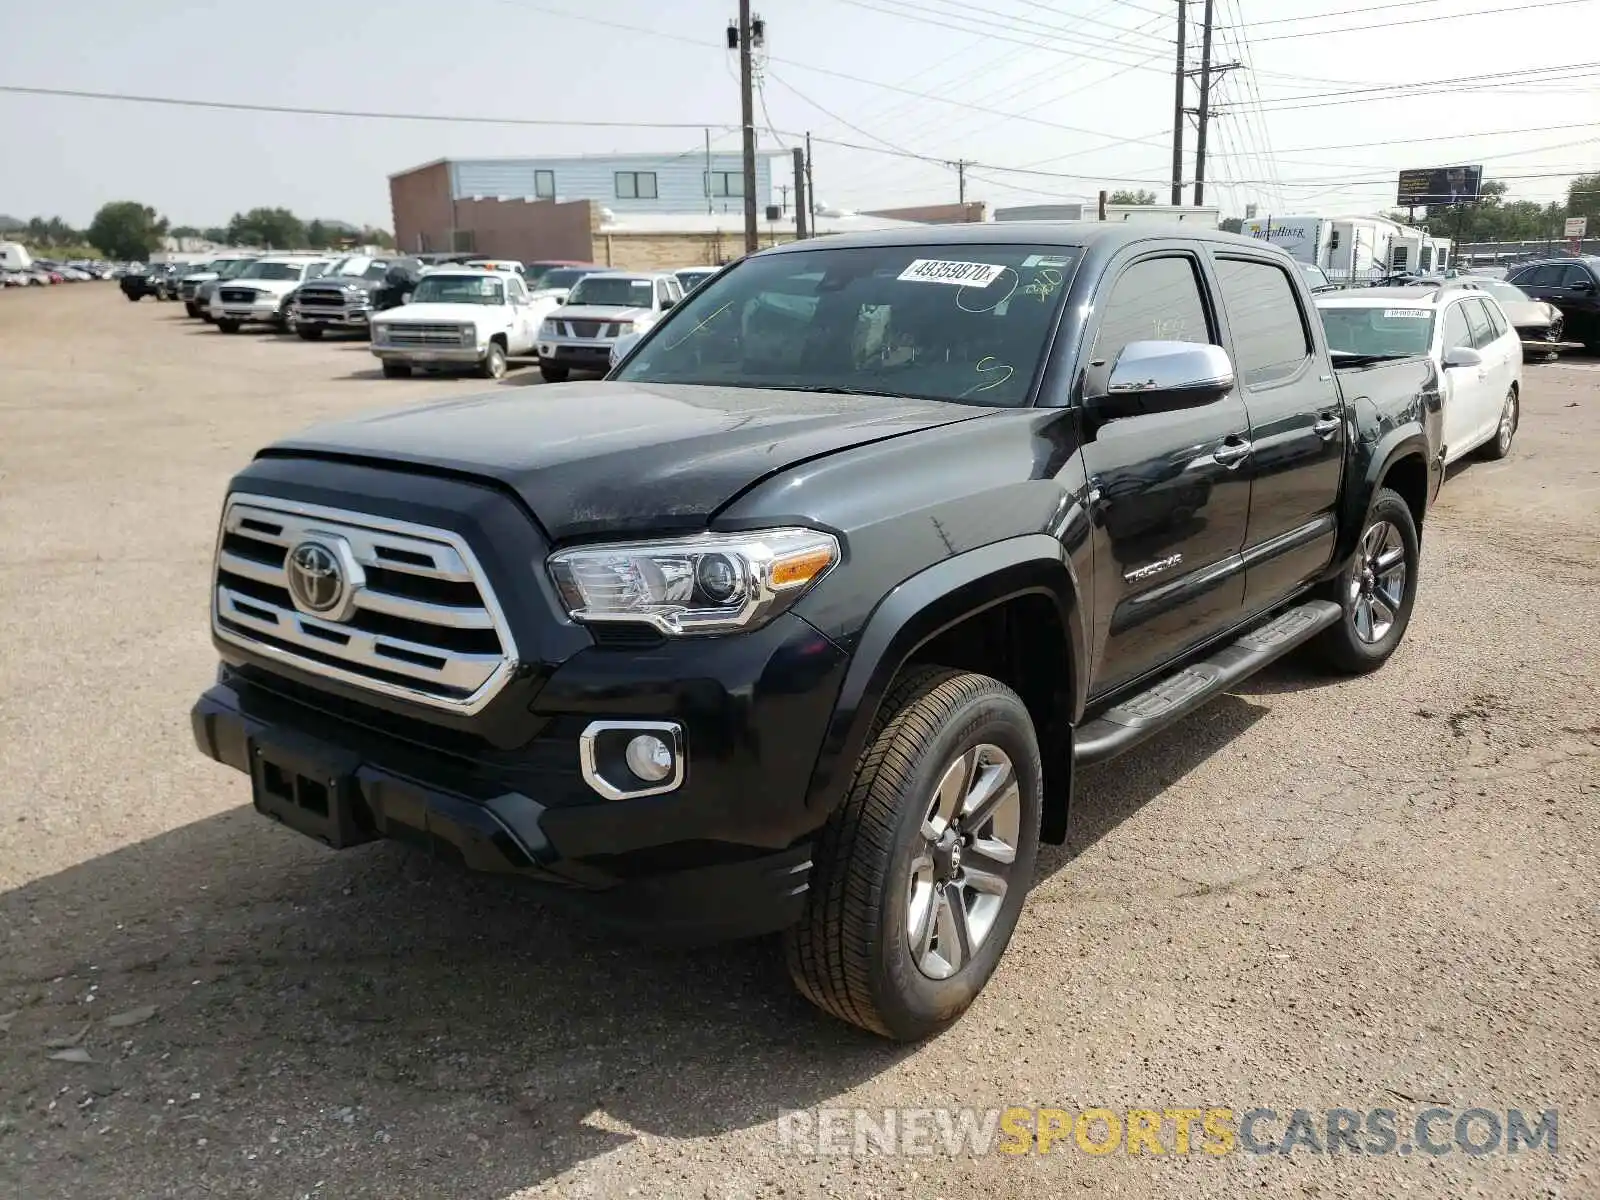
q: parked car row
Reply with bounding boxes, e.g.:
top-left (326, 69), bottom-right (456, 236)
top-left (1, 247), bottom-right (120, 287)
top-left (135, 246), bottom-right (726, 382)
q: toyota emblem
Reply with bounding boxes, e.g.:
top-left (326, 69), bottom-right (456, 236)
top-left (286, 541), bottom-right (345, 615)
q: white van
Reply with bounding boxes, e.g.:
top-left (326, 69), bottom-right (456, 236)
top-left (0, 242), bottom-right (35, 272)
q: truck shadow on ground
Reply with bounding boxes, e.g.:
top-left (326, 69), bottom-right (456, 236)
top-left (1, 694), bottom-right (1268, 1197)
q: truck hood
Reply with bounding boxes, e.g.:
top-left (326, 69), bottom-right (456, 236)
top-left (376, 302), bottom-right (495, 325)
top-left (305, 275), bottom-right (380, 293)
top-left (225, 277), bottom-right (302, 296)
top-left (265, 380), bottom-right (988, 541)
top-left (551, 304), bottom-right (652, 324)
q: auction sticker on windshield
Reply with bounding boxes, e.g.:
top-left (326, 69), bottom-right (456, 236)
top-left (1383, 309), bottom-right (1431, 319)
top-left (898, 259), bottom-right (1007, 287)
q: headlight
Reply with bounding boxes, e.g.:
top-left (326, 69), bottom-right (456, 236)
top-left (459, 324), bottom-right (477, 346)
top-left (371, 323), bottom-right (390, 342)
top-left (540, 319), bottom-right (558, 338)
top-left (548, 528), bottom-right (839, 636)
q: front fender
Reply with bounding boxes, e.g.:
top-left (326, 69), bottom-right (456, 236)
top-left (801, 534), bottom-right (1086, 819)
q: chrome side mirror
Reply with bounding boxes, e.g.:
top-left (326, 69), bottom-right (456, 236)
top-left (1442, 345), bottom-right (1482, 369)
top-left (1086, 340), bottom-right (1236, 417)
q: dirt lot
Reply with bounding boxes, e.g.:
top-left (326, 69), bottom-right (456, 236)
top-left (2, 284), bottom-right (1597, 1199)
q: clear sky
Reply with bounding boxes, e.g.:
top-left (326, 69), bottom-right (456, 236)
top-left (1, 0), bottom-right (1595, 230)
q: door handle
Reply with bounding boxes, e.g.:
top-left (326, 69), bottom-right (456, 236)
top-left (1312, 414), bottom-right (1341, 438)
top-left (1212, 438), bottom-right (1252, 467)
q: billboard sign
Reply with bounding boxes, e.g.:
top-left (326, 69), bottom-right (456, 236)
top-left (1564, 216), bottom-right (1588, 239)
top-left (1396, 165), bottom-right (1482, 206)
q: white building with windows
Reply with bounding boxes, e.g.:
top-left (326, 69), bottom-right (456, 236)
top-left (396, 151), bottom-right (786, 218)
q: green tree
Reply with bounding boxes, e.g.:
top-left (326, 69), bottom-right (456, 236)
top-left (170, 225), bottom-right (201, 239)
top-left (1566, 173), bottom-right (1600, 233)
top-left (227, 207), bottom-right (305, 250)
top-left (1110, 189), bottom-right (1157, 205)
top-left (1220, 217), bottom-right (1244, 234)
top-left (305, 219), bottom-right (330, 249)
top-left (362, 226), bottom-right (395, 249)
top-left (202, 226), bottom-right (230, 244)
top-left (87, 201), bottom-right (168, 260)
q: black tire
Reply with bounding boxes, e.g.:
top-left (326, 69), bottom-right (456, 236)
top-left (297, 325), bottom-right (325, 341)
top-left (479, 341), bottom-right (508, 379)
top-left (784, 668), bottom-right (1042, 1041)
top-left (216, 319), bottom-right (240, 334)
top-left (1310, 486), bottom-right (1420, 675)
top-left (184, 302), bottom-right (199, 318)
top-left (539, 363), bottom-right (569, 383)
top-left (124, 292), bottom-right (141, 302)
top-left (381, 361), bottom-right (412, 378)
top-left (1480, 386), bottom-right (1518, 460)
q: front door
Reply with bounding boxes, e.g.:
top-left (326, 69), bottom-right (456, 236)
top-left (1208, 252), bottom-right (1345, 613)
top-left (1078, 249), bottom-right (1254, 697)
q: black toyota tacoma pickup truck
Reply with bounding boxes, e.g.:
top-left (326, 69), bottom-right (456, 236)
top-left (191, 225), bottom-right (1443, 1041)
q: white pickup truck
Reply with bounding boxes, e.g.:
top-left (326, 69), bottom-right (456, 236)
top-left (368, 268), bottom-right (559, 379)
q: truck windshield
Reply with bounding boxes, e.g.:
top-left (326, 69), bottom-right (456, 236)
top-left (568, 276), bottom-right (656, 308)
top-left (410, 275), bottom-right (505, 305)
top-left (1319, 306), bottom-right (1435, 358)
top-left (217, 259), bottom-right (256, 278)
top-left (537, 268), bottom-right (593, 291)
top-left (238, 262), bottom-right (304, 281)
top-left (613, 243), bottom-right (1083, 406)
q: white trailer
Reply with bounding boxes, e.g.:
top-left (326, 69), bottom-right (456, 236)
top-left (1243, 215), bottom-right (1451, 281)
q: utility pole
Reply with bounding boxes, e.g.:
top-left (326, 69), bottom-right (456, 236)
top-left (779, 183), bottom-right (790, 212)
top-left (955, 160), bottom-right (970, 205)
top-left (705, 128), bottom-right (713, 215)
top-left (793, 146), bottom-right (809, 239)
top-left (734, 2), bottom-right (760, 253)
top-left (1193, 0), bottom-right (1214, 206)
top-left (1171, 0), bottom-right (1186, 206)
top-left (805, 131), bottom-right (815, 223)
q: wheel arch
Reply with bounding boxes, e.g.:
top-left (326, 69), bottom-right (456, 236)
top-left (1334, 432), bottom-right (1434, 568)
top-left (802, 534), bottom-right (1087, 842)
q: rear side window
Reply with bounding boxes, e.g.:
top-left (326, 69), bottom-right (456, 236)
top-left (1481, 298), bottom-right (1508, 339)
top-left (1525, 264), bottom-right (1562, 287)
top-left (1441, 302), bottom-right (1472, 352)
top-left (1213, 257), bottom-right (1312, 387)
top-left (1561, 264), bottom-right (1594, 288)
top-left (1090, 256), bottom-right (1211, 368)
top-left (1462, 299), bottom-right (1495, 349)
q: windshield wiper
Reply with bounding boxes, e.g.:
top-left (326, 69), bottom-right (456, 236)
top-left (767, 384), bottom-right (930, 401)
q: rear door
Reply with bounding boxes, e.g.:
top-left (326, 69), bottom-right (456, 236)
top-left (1437, 299), bottom-right (1487, 463)
top-left (1077, 247), bottom-right (1254, 696)
top-left (1461, 297), bottom-right (1507, 446)
top-left (1209, 252), bottom-right (1345, 613)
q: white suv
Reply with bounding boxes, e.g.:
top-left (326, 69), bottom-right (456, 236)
top-left (1317, 283), bottom-right (1523, 465)
top-left (369, 268), bottom-right (556, 379)
top-left (537, 271), bottom-right (682, 382)
top-left (210, 256), bottom-right (331, 333)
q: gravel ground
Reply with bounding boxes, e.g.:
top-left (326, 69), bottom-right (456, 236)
top-left (1, 284), bottom-right (1597, 1200)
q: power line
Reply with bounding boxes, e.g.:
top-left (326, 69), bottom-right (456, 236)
top-left (845, 0), bottom-right (1173, 50)
top-left (1242, 0), bottom-right (1596, 43)
top-left (829, 0), bottom-right (1172, 72)
top-left (0, 84), bottom-right (736, 130)
top-left (1232, 0), bottom-right (1592, 29)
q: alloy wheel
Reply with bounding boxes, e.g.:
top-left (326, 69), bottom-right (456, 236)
top-left (907, 744), bottom-right (1022, 980)
top-left (1498, 390), bottom-right (1518, 454)
top-left (1348, 520), bottom-right (1407, 644)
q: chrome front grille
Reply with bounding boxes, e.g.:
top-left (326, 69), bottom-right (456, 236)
top-left (296, 287), bottom-right (352, 310)
top-left (180, 280), bottom-right (200, 299)
top-left (219, 287), bottom-right (258, 304)
top-left (561, 320), bottom-right (617, 339)
top-left (386, 323), bottom-right (464, 345)
top-left (211, 495), bottom-right (518, 713)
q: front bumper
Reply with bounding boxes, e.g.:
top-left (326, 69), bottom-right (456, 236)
top-left (295, 305), bottom-right (371, 328)
top-left (538, 340), bottom-right (616, 370)
top-left (211, 296), bottom-right (287, 323)
top-left (371, 344), bottom-right (483, 365)
top-left (192, 670), bottom-right (822, 940)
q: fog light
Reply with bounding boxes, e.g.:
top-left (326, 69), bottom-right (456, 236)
top-left (625, 733), bottom-right (674, 782)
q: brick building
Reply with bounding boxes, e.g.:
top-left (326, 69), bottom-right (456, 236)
top-left (389, 153), bottom-right (918, 269)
